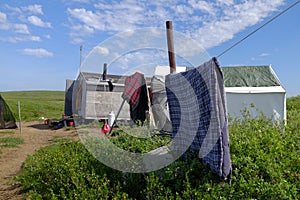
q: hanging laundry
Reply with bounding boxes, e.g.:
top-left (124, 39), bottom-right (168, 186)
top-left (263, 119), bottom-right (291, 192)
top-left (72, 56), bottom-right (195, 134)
top-left (165, 57), bottom-right (231, 179)
top-left (151, 75), bottom-right (172, 132)
top-left (122, 72), bottom-right (149, 124)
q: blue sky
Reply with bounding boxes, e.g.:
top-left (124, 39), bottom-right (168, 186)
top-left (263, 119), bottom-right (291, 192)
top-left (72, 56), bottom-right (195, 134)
top-left (0, 0), bottom-right (299, 97)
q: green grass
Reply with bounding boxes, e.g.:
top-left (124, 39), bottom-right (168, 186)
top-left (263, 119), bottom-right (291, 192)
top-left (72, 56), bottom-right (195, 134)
top-left (10, 93), bottom-right (300, 199)
top-left (0, 90), bottom-right (65, 122)
top-left (0, 137), bottom-right (24, 148)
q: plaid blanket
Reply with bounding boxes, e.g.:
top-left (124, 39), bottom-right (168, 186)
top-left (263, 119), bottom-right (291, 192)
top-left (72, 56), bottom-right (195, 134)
top-left (122, 72), bottom-right (149, 123)
top-left (165, 57), bottom-right (231, 178)
top-left (122, 72), bottom-right (145, 110)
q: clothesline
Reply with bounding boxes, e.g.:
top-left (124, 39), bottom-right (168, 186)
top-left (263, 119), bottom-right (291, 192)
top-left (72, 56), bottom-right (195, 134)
top-left (217, 0), bottom-right (300, 58)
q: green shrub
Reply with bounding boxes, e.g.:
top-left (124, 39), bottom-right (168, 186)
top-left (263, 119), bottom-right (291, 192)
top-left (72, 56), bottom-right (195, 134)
top-left (17, 97), bottom-right (300, 199)
top-left (17, 141), bottom-right (129, 199)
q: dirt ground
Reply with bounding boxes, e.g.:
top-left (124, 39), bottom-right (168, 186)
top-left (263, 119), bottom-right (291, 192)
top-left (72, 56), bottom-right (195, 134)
top-left (0, 121), bottom-right (78, 200)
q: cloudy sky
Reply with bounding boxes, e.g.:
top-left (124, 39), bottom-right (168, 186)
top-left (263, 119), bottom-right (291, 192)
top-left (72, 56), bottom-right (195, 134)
top-left (0, 0), bottom-right (299, 96)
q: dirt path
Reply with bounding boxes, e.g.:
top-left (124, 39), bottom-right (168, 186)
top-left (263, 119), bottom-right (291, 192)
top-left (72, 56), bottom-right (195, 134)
top-left (0, 121), bottom-right (78, 200)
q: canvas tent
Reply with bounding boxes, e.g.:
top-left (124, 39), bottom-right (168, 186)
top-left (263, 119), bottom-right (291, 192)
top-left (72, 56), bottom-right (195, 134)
top-left (0, 95), bottom-right (17, 129)
top-left (222, 65), bottom-right (286, 122)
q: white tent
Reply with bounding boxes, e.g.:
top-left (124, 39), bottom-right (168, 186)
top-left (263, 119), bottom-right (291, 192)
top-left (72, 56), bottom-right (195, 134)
top-left (222, 65), bottom-right (286, 123)
top-left (154, 66), bottom-right (187, 76)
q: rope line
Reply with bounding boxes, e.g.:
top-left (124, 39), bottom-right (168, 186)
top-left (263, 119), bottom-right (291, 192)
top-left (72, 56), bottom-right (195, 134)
top-left (217, 0), bottom-right (300, 58)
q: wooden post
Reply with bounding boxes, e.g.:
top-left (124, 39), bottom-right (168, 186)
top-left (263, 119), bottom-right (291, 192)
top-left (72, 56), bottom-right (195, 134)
top-left (18, 101), bottom-right (22, 134)
top-left (166, 21), bottom-right (176, 73)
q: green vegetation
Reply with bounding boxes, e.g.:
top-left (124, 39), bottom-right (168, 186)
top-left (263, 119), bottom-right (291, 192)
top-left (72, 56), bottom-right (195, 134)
top-left (0, 91), bottom-right (65, 121)
top-left (287, 95), bottom-right (300, 110)
top-left (0, 137), bottom-right (24, 148)
top-left (16, 95), bottom-right (300, 199)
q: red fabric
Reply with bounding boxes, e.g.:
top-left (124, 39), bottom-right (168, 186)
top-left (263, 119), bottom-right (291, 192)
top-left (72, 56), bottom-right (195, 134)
top-left (122, 72), bottom-right (144, 106)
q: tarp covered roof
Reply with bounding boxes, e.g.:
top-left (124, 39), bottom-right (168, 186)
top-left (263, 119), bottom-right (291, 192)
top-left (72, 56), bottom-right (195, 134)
top-left (222, 65), bottom-right (282, 87)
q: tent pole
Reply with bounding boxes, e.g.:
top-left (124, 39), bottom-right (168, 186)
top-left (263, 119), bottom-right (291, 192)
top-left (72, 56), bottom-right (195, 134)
top-left (166, 21), bottom-right (176, 74)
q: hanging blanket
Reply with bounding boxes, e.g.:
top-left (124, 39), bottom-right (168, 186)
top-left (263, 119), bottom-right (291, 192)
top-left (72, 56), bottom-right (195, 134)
top-left (122, 72), bottom-right (149, 123)
top-left (122, 72), bottom-right (145, 109)
top-left (165, 57), bottom-right (231, 178)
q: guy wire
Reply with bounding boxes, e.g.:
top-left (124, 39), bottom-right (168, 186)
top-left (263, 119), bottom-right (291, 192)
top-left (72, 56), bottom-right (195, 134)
top-left (217, 0), bottom-right (300, 58)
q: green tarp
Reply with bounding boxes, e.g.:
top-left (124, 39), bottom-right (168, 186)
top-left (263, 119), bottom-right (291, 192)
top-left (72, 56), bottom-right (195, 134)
top-left (222, 66), bottom-right (281, 87)
top-left (0, 95), bottom-right (17, 129)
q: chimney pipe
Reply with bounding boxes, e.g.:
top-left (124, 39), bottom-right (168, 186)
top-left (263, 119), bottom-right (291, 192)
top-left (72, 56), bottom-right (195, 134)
top-left (166, 21), bottom-right (176, 74)
top-left (103, 63), bottom-right (107, 80)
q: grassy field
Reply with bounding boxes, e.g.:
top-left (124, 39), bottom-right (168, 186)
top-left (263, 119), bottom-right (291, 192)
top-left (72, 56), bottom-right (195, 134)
top-left (7, 91), bottom-right (299, 199)
top-left (0, 90), bottom-right (65, 121)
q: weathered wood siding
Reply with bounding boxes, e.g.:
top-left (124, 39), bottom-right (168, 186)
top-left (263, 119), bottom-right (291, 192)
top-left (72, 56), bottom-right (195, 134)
top-left (85, 91), bottom-right (130, 120)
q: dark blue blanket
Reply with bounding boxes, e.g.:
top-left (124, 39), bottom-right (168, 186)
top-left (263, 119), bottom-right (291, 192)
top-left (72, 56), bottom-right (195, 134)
top-left (165, 57), bottom-right (231, 178)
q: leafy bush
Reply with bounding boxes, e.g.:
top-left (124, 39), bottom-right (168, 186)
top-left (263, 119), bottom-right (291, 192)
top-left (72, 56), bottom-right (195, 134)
top-left (17, 97), bottom-right (300, 199)
top-left (287, 95), bottom-right (300, 111)
top-left (17, 141), bottom-right (129, 199)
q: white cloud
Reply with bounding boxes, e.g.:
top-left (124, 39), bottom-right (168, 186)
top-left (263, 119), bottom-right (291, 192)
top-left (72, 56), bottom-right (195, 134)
top-left (22, 4), bottom-right (43, 15)
top-left (0, 12), bottom-right (10, 30)
top-left (174, 4), bottom-right (194, 15)
top-left (72, 0), bottom-right (90, 3)
top-left (14, 24), bottom-right (30, 34)
top-left (20, 48), bottom-right (53, 57)
top-left (1, 4), bottom-right (52, 40)
top-left (29, 36), bottom-right (41, 41)
top-left (44, 34), bottom-right (51, 39)
top-left (67, 8), bottom-right (105, 31)
top-left (0, 35), bottom-right (41, 42)
top-left (194, 0), bottom-right (285, 49)
top-left (68, 1), bottom-right (148, 33)
top-left (94, 46), bottom-right (110, 55)
top-left (66, 0), bottom-right (285, 50)
top-left (217, 0), bottom-right (234, 6)
top-left (0, 12), bottom-right (7, 23)
top-left (71, 24), bottom-right (94, 36)
top-left (28, 15), bottom-right (52, 28)
top-left (4, 4), bottom-right (21, 13)
top-left (68, 24), bottom-right (95, 44)
top-left (260, 52), bottom-right (270, 57)
top-left (188, 0), bottom-right (215, 15)
top-left (71, 37), bottom-right (84, 44)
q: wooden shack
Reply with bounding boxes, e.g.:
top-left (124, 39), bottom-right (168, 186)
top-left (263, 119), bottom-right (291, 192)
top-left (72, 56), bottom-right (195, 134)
top-left (66, 72), bottom-right (131, 124)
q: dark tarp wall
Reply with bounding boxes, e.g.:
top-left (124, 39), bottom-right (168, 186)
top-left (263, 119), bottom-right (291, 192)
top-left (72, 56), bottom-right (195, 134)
top-left (64, 80), bottom-right (75, 116)
top-left (0, 95), bottom-right (17, 129)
